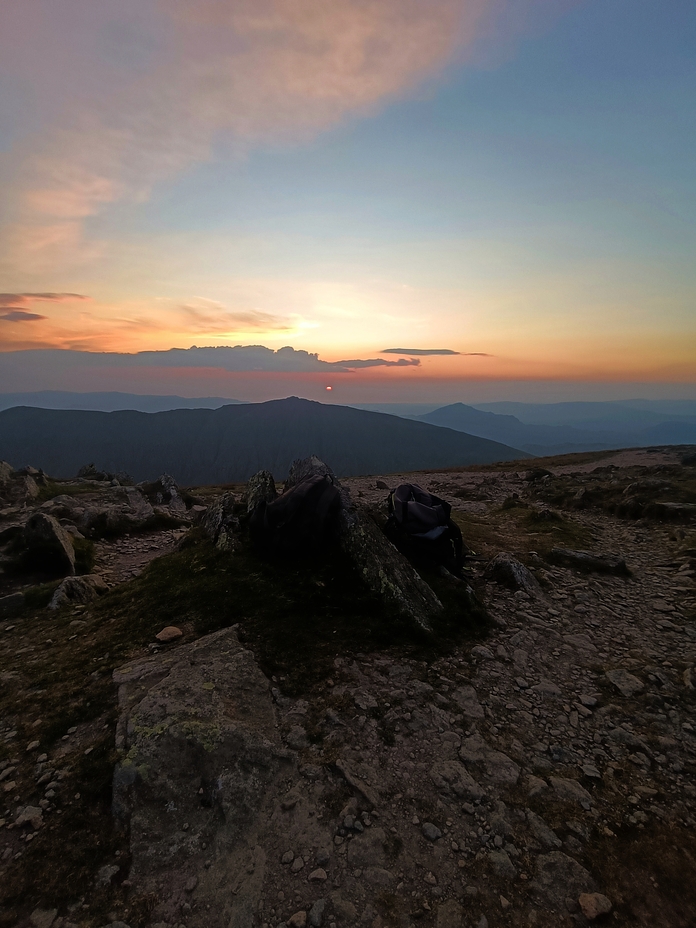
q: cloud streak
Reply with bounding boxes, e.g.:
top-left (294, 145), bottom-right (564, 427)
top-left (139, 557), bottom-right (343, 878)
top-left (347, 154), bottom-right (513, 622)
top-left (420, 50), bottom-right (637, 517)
top-left (0, 0), bottom-right (531, 274)
top-left (0, 293), bottom-right (90, 308)
top-left (0, 311), bottom-right (48, 322)
top-left (382, 347), bottom-right (461, 356)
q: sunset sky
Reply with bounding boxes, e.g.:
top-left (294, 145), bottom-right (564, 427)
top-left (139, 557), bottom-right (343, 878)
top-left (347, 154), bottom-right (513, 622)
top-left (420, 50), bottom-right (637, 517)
top-left (0, 0), bottom-right (694, 402)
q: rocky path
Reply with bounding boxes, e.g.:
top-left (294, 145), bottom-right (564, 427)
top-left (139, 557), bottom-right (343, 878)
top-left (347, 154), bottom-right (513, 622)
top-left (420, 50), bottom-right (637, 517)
top-left (93, 530), bottom-right (189, 586)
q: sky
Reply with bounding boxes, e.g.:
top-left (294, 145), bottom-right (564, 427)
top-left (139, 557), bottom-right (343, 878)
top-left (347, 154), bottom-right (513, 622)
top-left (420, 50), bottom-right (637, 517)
top-left (0, 0), bottom-right (694, 403)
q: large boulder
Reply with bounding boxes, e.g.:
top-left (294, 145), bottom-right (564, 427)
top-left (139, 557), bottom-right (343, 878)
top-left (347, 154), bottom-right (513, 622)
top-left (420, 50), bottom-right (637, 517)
top-left (22, 512), bottom-right (75, 576)
top-left (112, 627), bottom-right (295, 928)
top-left (282, 457), bottom-right (443, 635)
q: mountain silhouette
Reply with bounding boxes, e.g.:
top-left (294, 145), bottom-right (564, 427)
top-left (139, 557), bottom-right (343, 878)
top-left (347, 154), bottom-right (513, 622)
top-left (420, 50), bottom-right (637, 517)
top-left (0, 397), bottom-right (527, 483)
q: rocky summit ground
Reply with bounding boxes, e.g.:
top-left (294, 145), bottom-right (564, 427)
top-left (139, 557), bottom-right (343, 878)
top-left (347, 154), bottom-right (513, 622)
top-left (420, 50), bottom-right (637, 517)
top-left (1, 446), bottom-right (696, 928)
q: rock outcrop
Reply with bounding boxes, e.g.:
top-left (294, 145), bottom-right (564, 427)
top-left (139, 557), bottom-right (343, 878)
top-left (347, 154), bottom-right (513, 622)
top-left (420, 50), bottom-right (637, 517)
top-left (246, 469), bottom-right (278, 512)
top-left (112, 627), bottom-right (296, 928)
top-left (22, 512), bottom-right (76, 576)
top-left (42, 487), bottom-right (156, 538)
top-left (201, 492), bottom-right (241, 550)
top-left (270, 457), bottom-right (443, 635)
top-left (47, 574), bottom-right (108, 610)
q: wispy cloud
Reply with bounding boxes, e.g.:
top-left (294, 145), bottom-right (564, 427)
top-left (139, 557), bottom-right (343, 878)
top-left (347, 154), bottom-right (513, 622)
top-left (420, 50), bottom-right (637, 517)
top-left (179, 298), bottom-right (292, 334)
top-left (0, 292), bottom-right (90, 308)
top-left (0, 0), bottom-right (520, 274)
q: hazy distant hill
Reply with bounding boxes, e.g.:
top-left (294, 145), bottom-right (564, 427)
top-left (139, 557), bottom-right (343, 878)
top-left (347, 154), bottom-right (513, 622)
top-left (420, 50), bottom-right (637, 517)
top-left (0, 390), bottom-right (243, 413)
top-left (417, 403), bottom-right (613, 455)
top-left (418, 401), bottom-right (696, 455)
top-left (0, 397), bottom-right (526, 483)
top-left (472, 399), bottom-right (696, 428)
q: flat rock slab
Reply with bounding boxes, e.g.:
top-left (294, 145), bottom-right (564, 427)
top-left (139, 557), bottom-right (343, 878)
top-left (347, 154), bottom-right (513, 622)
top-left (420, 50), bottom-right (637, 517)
top-left (430, 760), bottom-right (484, 800)
top-left (459, 732), bottom-right (520, 787)
top-left (533, 851), bottom-right (597, 910)
top-left (548, 547), bottom-right (630, 576)
top-left (605, 668), bottom-right (644, 697)
top-left (112, 627), bottom-right (295, 928)
top-left (549, 776), bottom-right (593, 807)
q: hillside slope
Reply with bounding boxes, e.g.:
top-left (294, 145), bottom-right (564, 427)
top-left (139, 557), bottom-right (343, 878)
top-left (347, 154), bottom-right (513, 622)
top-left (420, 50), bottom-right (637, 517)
top-left (0, 396), bottom-right (526, 482)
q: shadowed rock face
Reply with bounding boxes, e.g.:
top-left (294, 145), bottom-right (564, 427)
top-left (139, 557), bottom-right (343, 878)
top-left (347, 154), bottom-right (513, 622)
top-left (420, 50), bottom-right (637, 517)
top-left (22, 512), bottom-right (75, 576)
top-left (201, 491), bottom-right (241, 550)
top-left (339, 505), bottom-right (443, 635)
top-left (113, 628), bottom-right (296, 928)
top-left (259, 456), bottom-right (443, 635)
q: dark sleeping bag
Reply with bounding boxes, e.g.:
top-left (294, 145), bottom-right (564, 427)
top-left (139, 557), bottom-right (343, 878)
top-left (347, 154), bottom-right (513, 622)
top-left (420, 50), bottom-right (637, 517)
top-left (384, 482), bottom-right (465, 575)
top-left (249, 474), bottom-right (342, 558)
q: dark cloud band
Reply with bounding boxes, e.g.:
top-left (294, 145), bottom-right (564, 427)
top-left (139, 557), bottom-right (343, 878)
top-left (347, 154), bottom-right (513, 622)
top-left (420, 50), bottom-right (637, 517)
top-left (381, 347), bottom-right (460, 356)
top-left (0, 345), bottom-right (420, 374)
top-left (0, 311), bottom-right (48, 322)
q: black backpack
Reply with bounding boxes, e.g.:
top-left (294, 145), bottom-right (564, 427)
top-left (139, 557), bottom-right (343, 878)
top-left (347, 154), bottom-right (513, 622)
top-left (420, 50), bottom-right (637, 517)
top-left (249, 474), bottom-right (342, 558)
top-left (384, 483), bottom-right (465, 575)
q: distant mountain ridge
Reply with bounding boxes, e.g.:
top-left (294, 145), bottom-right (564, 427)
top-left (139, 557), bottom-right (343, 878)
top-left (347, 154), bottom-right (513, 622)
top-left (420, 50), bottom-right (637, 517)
top-left (0, 397), bottom-right (527, 483)
top-left (0, 390), bottom-right (244, 413)
top-left (417, 401), bottom-right (696, 454)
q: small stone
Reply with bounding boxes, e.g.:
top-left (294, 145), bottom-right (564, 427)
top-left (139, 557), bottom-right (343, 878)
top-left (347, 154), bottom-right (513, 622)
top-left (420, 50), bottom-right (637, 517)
top-left (155, 626), bottom-right (183, 642)
top-left (582, 764), bottom-right (602, 779)
top-left (26, 740), bottom-right (40, 752)
top-left (286, 726), bottom-right (309, 750)
top-left (30, 909), bottom-right (58, 928)
top-left (422, 822), bottom-right (442, 842)
top-left (16, 806), bottom-right (43, 829)
top-left (578, 893), bottom-right (612, 919)
top-left (605, 669), bottom-right (644, 698)
top-left (95, 863), bottom-right (120, 886)
top-left (527, 775), bottom-right (548, 797)
top-left (288, 912), bottom-right (307, 928)
top-left (488, 849), bottom-right (517, 880)
top-left (309, 898), bottom-right (326, 928)
top-left (550, 776), bottom-right (592, 806)
top-left (308, 868), bottom-right (327, 882)
top-left (291, 856), bottom-right (305, 872)
top-left (282, 850), bottom-right (295, 864)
